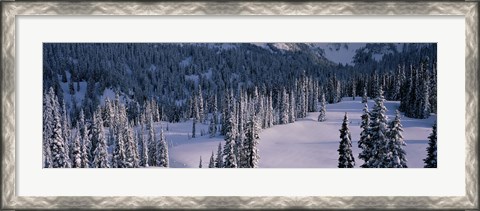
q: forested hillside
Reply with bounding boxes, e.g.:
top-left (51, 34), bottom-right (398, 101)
top-left (42, 43), bottom-right (437, 168)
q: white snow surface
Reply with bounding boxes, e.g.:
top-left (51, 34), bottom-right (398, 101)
top-left (250, 43), bottom-right (366, 65)
top-left (252, 43), bottom-right (312, 53)
top-left (271, 43), bottom-right (301, 51)
top-left (311, 43), bottom-right (365, 65)
top-left (60, 81), bottom-right (87, 108)
top-left (153, 121), bottom-right (221, 168)
top-left (161, 97), bottom-right (435, 168)
top-left (250, 43), bottom-right (406, 65)
top-left (184, 74), bottom-right (199, 84)
top-left (59, 71), bottom-right (127, 108)
top-left (179, 56), bottom-right (192, 68)
top-left (99, 88), bottom-right (117, 103)
top-left (205, 43), bottom-right (238, 50)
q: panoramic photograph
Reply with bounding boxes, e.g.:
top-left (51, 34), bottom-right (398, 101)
top-left (42, 43), bottom-right (437, 168)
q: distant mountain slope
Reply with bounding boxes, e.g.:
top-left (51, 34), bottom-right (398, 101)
top-left (250, 43), bottom-right (410, 66)
top-left (311, 43), bottom-right (365, 65)
top-left (43, 42), bottom-right (435, 121)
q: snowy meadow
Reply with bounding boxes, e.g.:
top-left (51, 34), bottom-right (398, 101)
top-left (167, 97), bottom-right (435, 168)
top-left (42, 43), bottom-right (437, 168)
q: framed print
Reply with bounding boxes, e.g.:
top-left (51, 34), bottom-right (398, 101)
top-left (1, 1), bottom-right (478, 210)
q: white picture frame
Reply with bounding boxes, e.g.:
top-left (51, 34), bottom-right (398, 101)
top-left (1, 1), bottom-right (477, 209)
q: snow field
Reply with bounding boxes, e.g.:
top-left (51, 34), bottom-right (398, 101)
top-left (164, 97), bottom-right (436, 168)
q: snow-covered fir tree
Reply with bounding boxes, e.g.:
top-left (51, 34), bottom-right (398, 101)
top-left (257, 93), bottom-right (266, 128)
top-left (311, 82), bottom-right (319, 112)
top-left (337, 113), bottom-right (355, 168)
top-left (103, 98), bottom-right (114, 128)
top-left (421, 80), bottom-right (431, 119)
top-left (138, 123), bottom-right (149, 167)
top-left (399, 65), bottom-right (413, 113)
top-left (223, 110), bottom-right (238, 168)
top-left (46, 87), bottom-right (71, 168)
top-left (208, 151), bottom-right (215, 168)
top-left (112, 104), bottom-right (128, 168)
top-left (386, 110), bottom-right (407, 168)
top-left (118, 106), bottom-right (129, 165)
top-left (209, 116), bottom-right (216, 138)
top-left (235, 98), bottom-right (247, 167)
top-left (266, 92), bottom-right (274, 128)
top-left (429, 65), bottom-right (437, 114)
top-left (156, 127), bottom-right (169, 167)
top-left (70, 128), bottom-right (82, 168)
top-left (274, 91), bottom-right (281, 125)
top-left (192, 117), bottom-right (197, 138)
top-left (221, 89), bottom-right (234, 136)
top-left (125, 122), bottom-right (139, 168)
top-left (152, 99), bottom-right (161, 123)
top-left (351, 81), bottom-right (356, 100)
top-left (197, 85), bottom-right (205, 123)
top-left (358, 103), bottom-right (373, 168)
top-left (416, 63), bottom-right (431, 119)
top-left (280, 88), bottom-right (289, 124)
top-left (92, 109), bottom-right (109, 168)
top-left (392, 65), bottom-right (403, 101)
top-left (251, 86), bottom-right (260, 116)
top-left (423, 123), bottom-right (437, 168)
top-left (43, 89), bottom-right (54, 168)
top-left (317, 93), bottom-right (326, 122)
top-left (212, 95), bottom-right (219, 125)
top-left (78, 109), bottom-right (90, 168)
top-left (368, 86), bottom-right (389, 168)
top-left (215, 142), bottom-right (223, 168)
top-left (146, 104), bottom-right (157, 166)
top-left (298, 75), bottom-right (308, 118)
top-left (244, 113), bottom-right (260, 168)
top-left (289, 91), bottom-right (296, 123)
top-left (327, 75), bottom-right (336, 104)
top-left (361, 86), bottom-right (368, 103)
top-left (335, 81), bottom-right (341, 103)
top-left (61, 101), bottom-right (72, 163)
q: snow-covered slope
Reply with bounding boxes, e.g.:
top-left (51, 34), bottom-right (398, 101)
top-left (311, 43), bottom-right (405, 65)
top-left (250, 43), bottom-right (301, 52)
top-left (163, 97), bottom-right (435, 168)
top-left (258, 98), bottom-right (434, 168)
top-left (250, 43), bottom-right (404, 66)
top-left (311, 43), bottom-right (365, 65)
top-left (59, 72), bottom-right (123, 108)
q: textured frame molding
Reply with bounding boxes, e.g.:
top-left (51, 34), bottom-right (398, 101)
top-left (1, 1), bottom-right (478, 210)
